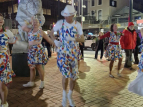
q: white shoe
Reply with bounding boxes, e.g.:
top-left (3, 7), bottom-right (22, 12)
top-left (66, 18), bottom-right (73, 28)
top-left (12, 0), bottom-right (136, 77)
top-left (117, 73), bottom-right (122, 77)
top-left (2, 102), bottom-right (8, 107)
top-left (67, 93), bottom-right (75, 107)
top-left (23, 82), bottom-right (34, 87)
top-left (39, 81), bottom-right (44, 89)
top-left (109, 74), bottom-right (115, 78)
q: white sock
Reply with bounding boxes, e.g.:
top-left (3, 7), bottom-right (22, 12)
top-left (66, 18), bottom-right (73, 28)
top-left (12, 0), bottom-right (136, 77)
top-left (39, 81), bottom-right (44, 88)
top-left (41, 81), bottom-right (44, 84)
top-left (68, 90), bottom-right (75, 106)
top-left (62, 90), bottom-right (67, 107)
top-left (68, 90), bottom-right (73, 97)
top-left (63, 90), bottom-right (67, 97)
top-left (30, 81), bottom-right (34, 84)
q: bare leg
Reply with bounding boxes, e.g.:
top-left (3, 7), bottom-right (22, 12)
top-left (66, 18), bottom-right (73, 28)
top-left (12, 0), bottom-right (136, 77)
top-left (117, 58), bottom-right (122, 77)
top-left (36, 65), bottom-right (45, 88)
top-left (62, 76), bottom-right (68, 90)
top-left (62, 76), bottom-right (68, 106)
top-left (30, 67), bottom-right (36, 82)
top-left (69, 78), bottom-right (76, 91)
top-left (0, 81), bottom-right (8, 104)
top-left (68, 75), bottom-right (76, 106)
top-left (23, 67), bottom-right (35, 87)
top-left (118, 58), bottom-right (122, 73)
top-left (78, 60), bottom-right (80, 70)
top-left (36, 65), bottom-right (44, 81)
top-left (109, 60), bottom-right (114, 75)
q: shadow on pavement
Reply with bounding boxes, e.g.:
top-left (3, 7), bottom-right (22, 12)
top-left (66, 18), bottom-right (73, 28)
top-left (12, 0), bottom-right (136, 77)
top-left (7, 84), bottom-right (48, 107)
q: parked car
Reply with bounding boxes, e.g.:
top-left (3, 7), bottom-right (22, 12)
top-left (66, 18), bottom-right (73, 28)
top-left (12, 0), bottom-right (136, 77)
top-left (84, 36), bottom-right (96, 51)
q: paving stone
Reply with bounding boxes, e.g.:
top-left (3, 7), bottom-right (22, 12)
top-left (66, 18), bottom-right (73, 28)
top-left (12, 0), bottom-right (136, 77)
top-left (7, 51), bottom-right (143, 107)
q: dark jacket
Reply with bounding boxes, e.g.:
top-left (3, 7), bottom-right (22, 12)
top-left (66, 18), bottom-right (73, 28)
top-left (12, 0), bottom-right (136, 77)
top-left (135, 33), bottom-right (141, 50)
top-left (95, 37), bottom-right (105, 51)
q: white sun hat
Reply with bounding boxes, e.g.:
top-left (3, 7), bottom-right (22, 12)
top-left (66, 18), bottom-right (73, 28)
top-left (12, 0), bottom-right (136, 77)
top-left (61, 5), bottom-right (77, 17)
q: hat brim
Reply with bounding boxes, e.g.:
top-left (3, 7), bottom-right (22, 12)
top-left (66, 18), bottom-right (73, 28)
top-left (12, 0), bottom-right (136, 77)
top-left (61, 10), bottom-right (77, 17)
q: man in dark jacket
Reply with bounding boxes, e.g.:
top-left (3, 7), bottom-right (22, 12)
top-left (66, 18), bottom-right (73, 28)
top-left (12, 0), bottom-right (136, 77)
top-left (120, 22), bottom-right (137, 70)
top-left (95, 32), bottom-right (104, 60)
top-left (134, 34), bottom-right (141, 64)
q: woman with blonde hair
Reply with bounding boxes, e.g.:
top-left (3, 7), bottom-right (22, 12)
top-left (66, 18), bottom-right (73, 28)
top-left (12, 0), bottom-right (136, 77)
top-left (22, 17), bottom-right (54, 88)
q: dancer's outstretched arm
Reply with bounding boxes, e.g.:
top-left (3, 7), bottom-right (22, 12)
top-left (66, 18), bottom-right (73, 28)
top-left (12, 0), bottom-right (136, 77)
top-left (49, 29), bottom-right (56, 41)
top-left (75, 34), bottom-right (85, 42)
top-left (41, 30), bottom-right (54, 45)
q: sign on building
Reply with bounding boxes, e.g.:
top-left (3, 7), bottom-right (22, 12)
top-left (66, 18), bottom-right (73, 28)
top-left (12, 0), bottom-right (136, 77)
top-left (137, 19), bottom-right (143, 30)
top-left (110, 0), bottom-right (117, 7)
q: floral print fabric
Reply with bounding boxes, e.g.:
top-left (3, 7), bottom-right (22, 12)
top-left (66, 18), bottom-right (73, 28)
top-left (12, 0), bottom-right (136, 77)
top-left (28, 29), bottom-right (42, 42)
top-left (138, 37), bottom-right (143, 71)
top-left (105, 32), bottom-right (122, 60)
top-left (0, 30), bottom-right (16, 85)
top-left (0, 52), bottom-right (15, 85)
top-left (28, 44), bottom-right (48, 68)
top-left (57, 20), bottom-right (80, 80)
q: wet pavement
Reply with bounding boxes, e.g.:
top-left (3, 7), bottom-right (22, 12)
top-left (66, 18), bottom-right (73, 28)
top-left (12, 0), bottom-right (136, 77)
top-left (8, 51), bottom-right (143, 107)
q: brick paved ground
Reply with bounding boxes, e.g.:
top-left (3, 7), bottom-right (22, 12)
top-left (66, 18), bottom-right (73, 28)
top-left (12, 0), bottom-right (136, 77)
top-left (7, 51), bottom-right (143, 107)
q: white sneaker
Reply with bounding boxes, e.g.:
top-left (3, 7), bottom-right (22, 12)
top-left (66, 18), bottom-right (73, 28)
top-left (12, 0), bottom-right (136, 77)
top-left (2, 102), bottom-right (8, 107)
top-left (109, 74), bottom-right (115, 78)
top-left (67, 93), bottom-right (75, 107)
top-left (23, 82), bottom-right (34, 87)
top-left (117, 73), bottom-right (122, 77)
top-left (39, 81), bottom-right (44, 89)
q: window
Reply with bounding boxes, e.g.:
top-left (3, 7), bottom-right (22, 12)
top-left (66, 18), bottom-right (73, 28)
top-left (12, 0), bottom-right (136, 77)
top-left (98, 0), bottom-right (102, 5)
top-left (92, 0), bottom-right (94, 6)
top-left (91, 11), bottom-right (95, 16)
top-left (98, 10), bottom-right (102, 20)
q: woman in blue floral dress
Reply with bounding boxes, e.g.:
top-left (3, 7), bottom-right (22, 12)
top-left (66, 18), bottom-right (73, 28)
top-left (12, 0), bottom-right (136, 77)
top-left (98, 24), bottom-right (123, 78)
top-left (22, 17), bottom-right (54, 89)
top-left (49, 5), bottom-right (85, 107)
top-left (128, 28), bottom-right (143, 96)
top-left (0, 14), bottom-right (18, 107)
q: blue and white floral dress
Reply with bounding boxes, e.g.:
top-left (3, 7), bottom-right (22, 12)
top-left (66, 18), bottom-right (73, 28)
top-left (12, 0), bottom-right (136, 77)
top-left (100, 32), bottom-right (123, 60)
top-left (128, 37), bottom-right (143, 96)
top-left (0, 29), bottom-right (16, 85)
top-left (56, 20), bottom-right (82, 80)
top-left (27, 29), bottom-right (48, 68)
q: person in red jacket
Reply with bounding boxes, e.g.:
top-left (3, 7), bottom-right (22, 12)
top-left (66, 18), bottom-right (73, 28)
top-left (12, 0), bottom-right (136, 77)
top-left (120, 22), bottom-right (137, 70)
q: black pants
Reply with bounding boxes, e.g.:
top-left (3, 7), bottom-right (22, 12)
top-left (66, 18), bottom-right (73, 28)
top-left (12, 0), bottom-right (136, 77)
top-left (95, 47), bottom-right (103, 59)
top-left (9, 44), bottom-right (13, 54)
top-left (80, 46), bottom-right (84, 57)
top-left (46, 45), bottom-right (51, 57)
top-left (42, 42), bottom-right (51, 57)
top-left (124, 49), bottom-right (132, 68)
top-left (134, 48), bottom-right (139, 64)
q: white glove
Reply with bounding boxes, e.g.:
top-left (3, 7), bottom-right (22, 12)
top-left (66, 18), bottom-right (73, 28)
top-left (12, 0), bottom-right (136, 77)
top-left (54, 40), bottom-right (62, 47)
top-left (66, 36), bottom-right (76, 41)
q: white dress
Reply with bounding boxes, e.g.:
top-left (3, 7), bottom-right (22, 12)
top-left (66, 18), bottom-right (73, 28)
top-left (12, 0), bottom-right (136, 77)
top-left (128, 38), bottom-right (143, 96)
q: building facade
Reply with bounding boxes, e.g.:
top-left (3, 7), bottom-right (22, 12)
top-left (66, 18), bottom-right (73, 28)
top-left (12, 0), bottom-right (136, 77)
top-left (87, 0), bottom-right (129, 21)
